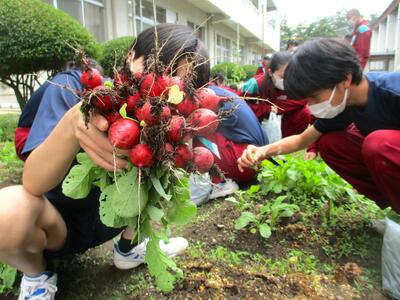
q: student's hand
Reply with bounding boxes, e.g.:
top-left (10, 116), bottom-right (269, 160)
top-left (73, 105), bottom-right (129, 171)
top-left (304, 151), bottom-right (317, 160)
top-left (238, 144), bottom-right (270, 172)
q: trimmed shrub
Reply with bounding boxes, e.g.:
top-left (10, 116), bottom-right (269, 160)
top-left (101, 36), bottom-right (135, 78)
top-left (242, 64), bottom-right (258, 80)
top-left (211, 62), bottom-right (246, 84)
top-left (0, 0), bottom-right (101, 109)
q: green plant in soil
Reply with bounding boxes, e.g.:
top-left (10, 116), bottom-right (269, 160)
top-left (0, 263), bottom-right (17, 294)
top-left (0, 142), bottom-right (23, 184)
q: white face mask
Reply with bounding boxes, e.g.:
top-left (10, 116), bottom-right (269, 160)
top-left (308, 86), bottom-right (349, 119)
top-left (273, 73), bottom-right (284, 90)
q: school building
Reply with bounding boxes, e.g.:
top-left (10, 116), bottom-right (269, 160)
top-left (41, 0), bottom-right (281, 66)
top-left (369, 0), bottom-right (400, 71)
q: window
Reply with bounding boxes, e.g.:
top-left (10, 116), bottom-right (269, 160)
top-left (187, 21), bottom-right (205, 41)
top-left (232, 42), bottom-right (244, 64)
top-left (250, 0), bottom-right (259, 9)
top-left (45, 0), bottom-right (106, 42)
top-left (249, 49), bottom-right (260, 65)
top-left (135, 0), bottom-right (167, 35)
top-left (216, 34), bottom-right (231, 64)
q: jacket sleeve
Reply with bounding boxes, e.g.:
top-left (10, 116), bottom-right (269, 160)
top-left (356, 25), bottom-right (372, 69)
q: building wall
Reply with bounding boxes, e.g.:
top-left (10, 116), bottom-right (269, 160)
top-left (369, 1), bottom-right (400, 71)
top-left (43, 0), bottom-right (280, 67)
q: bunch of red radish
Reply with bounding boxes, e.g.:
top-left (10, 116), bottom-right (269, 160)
top-left (79, 65), bottom-right (224, 175)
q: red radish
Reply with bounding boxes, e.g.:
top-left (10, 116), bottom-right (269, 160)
top-left (104, 111), bottom-right (122, 126)
top-left (168, 76), bottom-right (184, 90)
top-left (193, 147), bottom-right (214, 173)
top-left (80, 68), bottom-right (103, 89)
top-left (160, 106), bottom-right (171, 122)
top-left (140, 102), bottom-right (157, 125)
top-left (174, 144), bottom-right (193, 169)
top-left (92, 86), bottom-right (113, 111)
top-left (108, 119), bottom-right (140, 149)
top-left (126, 93), bottom-right (140, 114)
top-left (197, 88), bottom-right (221, 112)
top-left (135, 106), bottom-right (143, 121)
top-left (140, 74), bottom-right (169, 97)
top-left (187, 108), bottom-right (219, 137)
top-left (134, 72), bottom-right (143, 81)
top-left (129, 144), bottom-right (154, 168)
top-left (176, 97), bottom-right (199, 116)
top-left (156, 142), bottom-right (174, 160)
top-left (167, 116), bottom-right (193, 143)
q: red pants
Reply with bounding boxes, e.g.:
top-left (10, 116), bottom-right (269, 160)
top-left (194, 132), bottom-right (255, 183)
top-left (14, 127), bottom-right (30, 161)
top-left (319, 124), bottom-right (400, 213)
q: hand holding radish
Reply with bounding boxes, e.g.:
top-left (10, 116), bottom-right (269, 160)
top-left (72, 104), bottom-right (129, 171)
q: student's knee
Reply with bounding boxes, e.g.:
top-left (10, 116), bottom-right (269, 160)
top-left (317, 132), bottom-right (340, 160)
top-left (0, 186), bottom-right (45, 251)
top-left (361, 130), bottom-right (390, 161)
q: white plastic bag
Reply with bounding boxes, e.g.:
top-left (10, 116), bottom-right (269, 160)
top-left (189, 173), bottom-right (212, 206)
top-left (382, 218), bottom-right (400, 299)
top-left (262, 111), bottom-right (282, 144)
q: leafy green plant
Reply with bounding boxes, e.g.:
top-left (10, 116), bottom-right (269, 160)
top-left (0, 142), bottom-right (23, 183)
top-left (242, 64), bottom-right (258, 80)
top-left (257, 155), bottom-right (362, 225)
top-left (63, 153), bottom-right (197, 292)
top-left (234, 195), bottom-right (299, 239)
top-left (100, 36), bottom-right (135, 78)
top-left (211, 62), bottom-right (246, 85)
top-left (0, 263), bottom-right (17, 294)
top-left (0, 114), bottom-right (19, 142)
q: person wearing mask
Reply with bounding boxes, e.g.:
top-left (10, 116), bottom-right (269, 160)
top-left (0, 24), bottom-right (210, 299)
top-left (239, 51), bottom-right (317, 159)
top-left (238, 38), bottom-right (400, 215)
top-left (347, 8), bottom-right (371, 70)
top-left (256, 56), bottom-right (271, 75)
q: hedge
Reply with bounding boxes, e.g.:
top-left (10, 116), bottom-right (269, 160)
top-left (100, 36), bottom-right (135, 78)
top-left (211, 62), bottom-right (246, 84)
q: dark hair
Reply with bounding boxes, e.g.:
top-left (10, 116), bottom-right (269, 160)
top-left (132, 24), bottom-right (210, 88)
top-left (263, 56), bottom-right (271, 61)
top-left (286, 39), bottom-right (299, 48)
top-left (260, 51), bottom-right (292, 99)
top-left (64, 58), bottom-right (104, 74)
top-left (215, 72), bottom-right (225, 84)
top-left (284, 38), bottom-right (363, 99)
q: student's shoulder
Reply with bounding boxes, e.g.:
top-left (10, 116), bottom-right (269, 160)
top-left (366, 72), bottom-right (400, 96)
top-left (51, 69), bottom-right (82, 85)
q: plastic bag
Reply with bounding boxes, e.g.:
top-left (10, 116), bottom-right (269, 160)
top-left (261, 111), bottom-right (282, 144)
top-left (382, 217), bottom-right (400, 299)
top-left (189, 173), bottom-right (212, 206)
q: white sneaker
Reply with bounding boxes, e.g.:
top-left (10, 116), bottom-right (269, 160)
top-left (19, 271), bottom-right (57, 300)
top-left (209, 178), bottom-right (239, 199)
top-left (113, 237), bottom-right (189, 270)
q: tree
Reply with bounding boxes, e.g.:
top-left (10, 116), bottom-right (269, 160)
top-left (0, 0), bottom-right (101, 110)
top-left (280, 10), bottom-right (350, 50)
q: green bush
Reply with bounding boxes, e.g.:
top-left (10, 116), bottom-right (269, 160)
top-left (0, 0), bottom-right (101, 76)
top-left (242, 64), bottom-right (258, 80)
top-left (101, 36), bottom-right (135, 78)
top-left (0, 0), bottom-right (102, 109)
top-left (211, 62), bottom-right (246, 84)
top-left (0, 114), bottom-right (19, 143)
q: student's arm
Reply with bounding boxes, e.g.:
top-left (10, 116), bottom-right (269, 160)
top-left (23, 104), bottom-right (128, 196)
top-left (238, 125), bottom-right (322, 171)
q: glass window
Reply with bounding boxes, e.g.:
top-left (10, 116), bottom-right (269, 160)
top-left (187, 21), bottom-right (205, 41)
top-left (250, 0), bottom-right (258, 9)
top-left (57, 0), bottom-right (83, 23)
top-left (84, 2), bottom-right (105, 42)
top-left (135, 0), bottom-right (167, 35)
top-left (216, 34), bottom-right (231, 64)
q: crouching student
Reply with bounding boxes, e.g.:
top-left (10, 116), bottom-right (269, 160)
top-left (238, 37), bottom-right (400, 214)
top-left (0, 24), bottom-right (209, 299)
top-left (239, 51), bottom-right (317, 159)
top-left (191, 85), bottom-right (269, 204)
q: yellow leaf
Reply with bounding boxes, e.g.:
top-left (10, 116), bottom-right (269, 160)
top-left (140, 120), bottom-right (147, 127)
top-left (168, 84), bottom-right (184, 105)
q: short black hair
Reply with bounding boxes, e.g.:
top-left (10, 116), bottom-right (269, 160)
top-left (284, 38), bottom-right (363, 99)
top-left (132, 24), bottom-right (210, 88)
top-left (286, 39), bottom-right (299, 47)
top-left (263, 56), bottom-right (271, 61)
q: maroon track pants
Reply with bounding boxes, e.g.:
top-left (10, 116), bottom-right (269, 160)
top-left (318, 124), bottom-right (400, 213)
